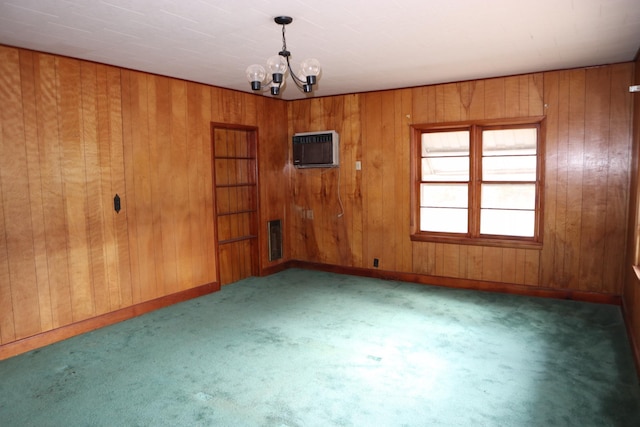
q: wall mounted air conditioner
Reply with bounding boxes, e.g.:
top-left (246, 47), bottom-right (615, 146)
top-left (292, 130), bottom-right (339, 168)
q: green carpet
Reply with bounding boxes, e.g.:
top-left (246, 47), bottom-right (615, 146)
top-left (1, 268), bottom-right (639, 426)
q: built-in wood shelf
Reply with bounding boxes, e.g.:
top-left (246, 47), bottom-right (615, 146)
top-left (218, 235), bottom-right (258, 245)
top-left (216, 183), bottom-right (256, 188)
top-left (217, 209), bottom-right (257, 217)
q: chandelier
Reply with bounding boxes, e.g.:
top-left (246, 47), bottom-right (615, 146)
top-left (246, 16), bottom-right (321, 96)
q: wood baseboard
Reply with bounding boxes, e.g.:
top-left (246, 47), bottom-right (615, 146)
top-left (0, 282), bottom-right (219, 361)
top-left (260, 260), bottom-right (293, 277)
top-left (621, 299), bottom-right (640, 381)
top-left (288, 260), bottom-right (622, 305)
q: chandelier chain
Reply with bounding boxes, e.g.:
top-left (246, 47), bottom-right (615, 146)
top-left (281, 24), bottom-right (287, 54)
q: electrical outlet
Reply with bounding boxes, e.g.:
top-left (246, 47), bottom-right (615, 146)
top-left (373, 258), bottom-right (379, 268)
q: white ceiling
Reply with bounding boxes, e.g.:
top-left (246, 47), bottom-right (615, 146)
top-left (1, 0), bottom-right (639, 100)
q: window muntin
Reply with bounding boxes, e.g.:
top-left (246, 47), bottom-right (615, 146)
top-left (412, 119), bottom-right (543, 247)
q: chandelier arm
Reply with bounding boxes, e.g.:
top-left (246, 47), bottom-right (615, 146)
top-left (285, 56), bottom-right (307, 88)
top-left (255, 76), bottom-right (276, 93)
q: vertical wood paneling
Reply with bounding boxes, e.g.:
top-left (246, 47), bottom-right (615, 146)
top-left (362, 92), bottom-right (384, 269)
top-left (380, 91), bottom-right (396, 270)
top-left (552, 71), bottom-right (570, 287)
top-left (622, 51), bottom-right (640, 370)
top-left (346, 95), bottom-right (363, 267)
top-left (530, 74), bottom-right (545, 116)
top-left (603, 64), bottom-right (633, 294)
top-left (564, 69), bottom-right (586, 289)
top-left (125, 71), bottom-right (158, 302)
top-left (201, 91), bottom-right (216, 283)
top-left (579, 67), bottom-right (611, 292)
top-left (501, 248), bottom-right (517, 284)
top-left (288, 95), bottom-right (362, 267)
top-left (524, 250), bottom-right (540, 286)
top-left (20, 51), bottom-right (54, 331)
top-left (468, 80), bottom-right (485, 120)
top-left (171, 80), bottom-right (193, 291)
top-left (540, 71), bottom-right (562, 287)
top-left (187, 82), bottom-right (212, 285)
top-left (484, 78), bottom-right (506, 119)
top-left (0, 46), bottom-right (290, 352)
top-left (396, 89), bottom-right (413, 272)
top-left (81, 61), bottom-right (109, 316)
top-left (107, 66), bottom-right (133, 309)
top-left (34, 53), bottom-right (73, 328)
top-left (290, 65), bottom-right (630, 295)
top-left (256, 97), bottom-right (277, 268)
top-left (0, 52), bottom-right (16, 342)
top-left (58, 57), bottom-right (95, 322)
top-left (96, 65), bottom-right (116, 313)
top-left (121, 69), bottom-right (143, 304)
top-left (466, 246), bottom-right (484, 280)
top-left (482, 247), bottom-right (503, 282)
top-left (123, 73), bottom-right (228, 296)
top-left (442, 244), bottom-right (460, 278)
top-left (155, 76), bottom-right (176, 295)
top-left (505, 76), bottom-right (521, 117)
top-left (1, 48), bottom-right (42, 339)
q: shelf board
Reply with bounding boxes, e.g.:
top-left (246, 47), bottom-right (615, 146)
top-left (217, 209), bottom-right (257, 217)
top-left (216, 183), bottom-right (256, 188)
top-left (218, 235), bottom-right (257, 245)
top-left (215, 156), bottom-right (256, 160)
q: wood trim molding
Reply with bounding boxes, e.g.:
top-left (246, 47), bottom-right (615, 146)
top-left (0, 282), bottom-right (219, 361)
top-left (260, 260), bottom-right (293, 277)
top-left (288, 260), bottom-right (622, 305)
top-left (621, 299), bottom-right (640, 381)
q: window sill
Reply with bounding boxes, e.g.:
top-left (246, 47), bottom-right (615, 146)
top-left (410, 233), bottom-right (543, 250)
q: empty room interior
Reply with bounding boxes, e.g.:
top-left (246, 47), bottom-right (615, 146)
top-left (2, 1), bottom-right (640, 425)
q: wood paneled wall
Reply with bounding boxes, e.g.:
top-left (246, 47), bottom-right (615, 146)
top-left (623, 53), bottom-right (640, 369)
top-left (0, 42), bottom-right (634, 356)
top-left (0, 48), bottom-right (132, 344)
top-left (0, 45), bottom-right (288, 351)
top-left (289, 64), bottom-right (634, 295)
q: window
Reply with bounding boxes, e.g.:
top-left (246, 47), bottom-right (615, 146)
top-left (411, 118), bottom-right (544, 248)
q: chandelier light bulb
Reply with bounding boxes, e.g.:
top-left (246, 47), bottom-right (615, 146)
top-left (300, 58), bottom-right (321, 85)
top-left (246, 64), bottom-right (266, 91)
top-left (266, 55), bottom-right (287, 83)
top-left (267, 55), bottom-right (287, 75)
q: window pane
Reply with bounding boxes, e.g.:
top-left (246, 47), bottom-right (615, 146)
top-left (422, 157), bottom-right (469, 181)
top-left (481, 184), bottom-right (536, 210)
top-left (421, 183), bottom-right (468, 208)
top-left (483, 128), bottom-right (537, 156)
top-left (483, 156), bottom-right (537, 181)
top-left (422, 131), bottom-right (469, 157)
top-left (480, 209), bottom-right (535, 237)
top-left (420, 207), bottom-right (468, 233)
